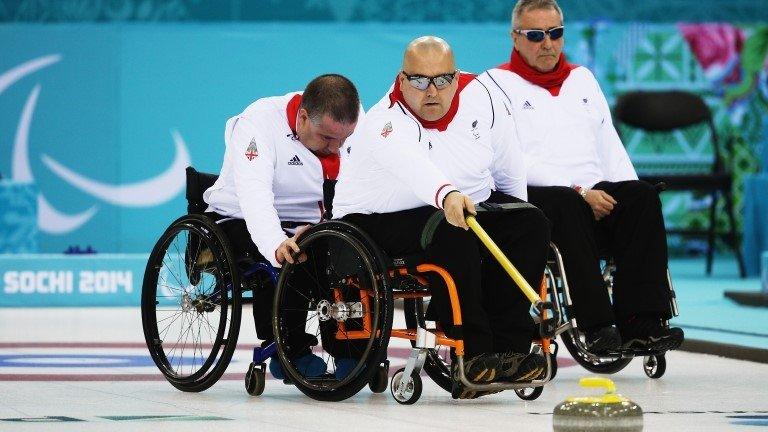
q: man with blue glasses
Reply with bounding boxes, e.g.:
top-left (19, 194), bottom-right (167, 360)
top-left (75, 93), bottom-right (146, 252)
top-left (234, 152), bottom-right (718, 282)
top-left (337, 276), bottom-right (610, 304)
top-left (334, 36), bottom-right (550, 399)
top-left (480, 0), bottom-right (683, 354)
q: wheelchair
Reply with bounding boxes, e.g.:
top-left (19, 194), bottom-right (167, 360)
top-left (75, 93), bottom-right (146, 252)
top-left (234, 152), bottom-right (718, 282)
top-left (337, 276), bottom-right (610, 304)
top-left (544, 241), bottom-right (680, 379)
top-left (142, 167), bottom-right (558, 403)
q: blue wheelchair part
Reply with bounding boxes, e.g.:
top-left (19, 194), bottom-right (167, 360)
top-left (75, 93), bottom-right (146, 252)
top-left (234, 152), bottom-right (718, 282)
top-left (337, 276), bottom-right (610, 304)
top-left (243, 261), bottom-right (279, 284)
top-left (252, 343), bottom-right (277, 364)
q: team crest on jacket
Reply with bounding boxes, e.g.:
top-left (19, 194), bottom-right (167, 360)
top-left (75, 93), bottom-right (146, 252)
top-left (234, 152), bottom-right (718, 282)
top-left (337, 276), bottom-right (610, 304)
top-left (245, 138), bottom-right (258, 161)
top-left (381, 122), bottom-right (393, 138)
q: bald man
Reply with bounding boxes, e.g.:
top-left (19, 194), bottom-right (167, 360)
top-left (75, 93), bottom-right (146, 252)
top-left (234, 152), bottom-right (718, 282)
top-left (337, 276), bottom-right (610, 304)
top-left (334, 36), bottom-right (550, 399)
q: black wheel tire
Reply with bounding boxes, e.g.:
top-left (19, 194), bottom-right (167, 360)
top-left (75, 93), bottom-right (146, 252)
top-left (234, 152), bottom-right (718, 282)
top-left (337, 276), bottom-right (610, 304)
top-left (273, 221), bottom-right (393, 402)
top-left (403, 298), bottom-right (453, 393)
top-left (390, 368), bottom-right (423, 405)
top-left (369, 363), bottom-right (389, 393)
top-left (141, 214), bottom-right (243, 392)
top-left (515, 385), bottom-right (543, 401)
top-left (549, 353), bottom-right (558, 380)
top-left (644, 354), bottom-right (666, 379)
top-left (245, 363), bottom-right (266, 396)
top-left (560, 331), bottom-right (631, 374)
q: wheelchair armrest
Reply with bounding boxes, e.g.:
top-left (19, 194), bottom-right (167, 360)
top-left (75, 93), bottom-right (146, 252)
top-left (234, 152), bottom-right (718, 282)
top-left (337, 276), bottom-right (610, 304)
top-left (653, 182), bottom-right (667, 193)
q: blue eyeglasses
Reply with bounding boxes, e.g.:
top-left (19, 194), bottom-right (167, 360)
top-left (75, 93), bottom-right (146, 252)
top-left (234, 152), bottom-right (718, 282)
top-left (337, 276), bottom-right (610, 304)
top-left (513, 26), bottom-right (565, 42)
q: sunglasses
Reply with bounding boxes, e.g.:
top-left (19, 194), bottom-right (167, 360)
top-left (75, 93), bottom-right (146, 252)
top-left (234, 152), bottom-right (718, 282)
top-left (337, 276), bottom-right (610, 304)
top-left (401, 70), bottom-right (458, 91)
top-left (513, 26), bottom-right (564, 42)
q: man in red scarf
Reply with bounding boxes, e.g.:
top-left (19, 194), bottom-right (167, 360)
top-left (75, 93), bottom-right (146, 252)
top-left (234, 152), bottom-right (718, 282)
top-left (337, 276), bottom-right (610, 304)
top-left (335, 36), bottom-right (550, 399)
top-left (204, 74), bottom-right (361, 380)
top-left (480, 0), bottom-right (683, 354)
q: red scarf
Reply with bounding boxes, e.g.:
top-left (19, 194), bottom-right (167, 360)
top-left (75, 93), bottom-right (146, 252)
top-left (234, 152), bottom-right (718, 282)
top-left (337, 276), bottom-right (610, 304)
top-left (285, 93), bottom-right (340, 180)
top-left (388, 72), bottom-right (476, 131)
top-left (498, 50), bottom-right (576, 96)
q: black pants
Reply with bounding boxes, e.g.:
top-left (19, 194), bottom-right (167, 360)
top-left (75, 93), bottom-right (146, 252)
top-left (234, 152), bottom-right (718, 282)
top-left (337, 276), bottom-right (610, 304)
top-left (207, 213), bottom-right (360, 359)
top-left (205, 213), bottom-right (279, 343)
top-left (527, 181), bottom-right (671, 329)
top-left (343, 192), bottom-right (550, 357)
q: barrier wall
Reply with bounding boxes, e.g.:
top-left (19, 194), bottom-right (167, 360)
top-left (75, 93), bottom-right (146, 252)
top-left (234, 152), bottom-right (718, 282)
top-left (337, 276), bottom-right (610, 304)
top-left (0, 254), bottom-right (146, 306)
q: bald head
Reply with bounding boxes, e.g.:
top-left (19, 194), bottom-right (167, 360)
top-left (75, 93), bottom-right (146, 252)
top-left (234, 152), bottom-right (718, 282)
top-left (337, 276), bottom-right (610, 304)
top-left (398, 36), bottom-right (459, 122)
top-left (402, 36), bottom-right (456, 74)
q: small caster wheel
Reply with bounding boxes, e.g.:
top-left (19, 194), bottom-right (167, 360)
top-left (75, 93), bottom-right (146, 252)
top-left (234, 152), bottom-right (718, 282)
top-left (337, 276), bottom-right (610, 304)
top-left (390, 368), bottom-right (422, 405)
top-left (515, 386), bottom-right (543, 401)
top-left (643, 354), bottom-right (666, 379)
top-left (369, 362), bottom-right (389, 393)
top-left (245, 362), bottom-right (266, 396)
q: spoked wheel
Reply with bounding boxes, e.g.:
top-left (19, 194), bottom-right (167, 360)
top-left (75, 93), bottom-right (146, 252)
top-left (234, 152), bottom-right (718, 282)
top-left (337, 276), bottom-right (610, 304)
top-left (273, 221), bottom-right (393, 402)
top-left (515, 385), bottom-right (543, 401)
top-left (560, 330), bottom-right (631, 374)
top-left (390, 368), bottom-right (423, 405)
top-left (403, 296), bottom-right (453, 393)
top-left (141, 214), bottom-right (242, 392)
top-left (643, 354), bottom-right (666, 379)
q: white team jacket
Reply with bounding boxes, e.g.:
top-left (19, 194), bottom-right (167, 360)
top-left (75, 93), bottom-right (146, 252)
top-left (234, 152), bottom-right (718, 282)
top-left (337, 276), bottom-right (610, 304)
top-left (204, 92), bottom-right (349, 267)
top-left (333, 75), bottom-right (526, 218)
top-left (479, 67), bottom-right (638, 188)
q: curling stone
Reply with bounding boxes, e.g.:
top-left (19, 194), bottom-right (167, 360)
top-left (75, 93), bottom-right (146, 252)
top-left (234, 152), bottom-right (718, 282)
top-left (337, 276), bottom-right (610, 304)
top-left (553, 377), bottom-right (643, 432)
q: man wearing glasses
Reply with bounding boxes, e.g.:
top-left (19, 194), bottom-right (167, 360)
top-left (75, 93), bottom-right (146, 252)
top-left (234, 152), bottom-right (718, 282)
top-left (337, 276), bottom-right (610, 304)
top-left (334, 36), bottom-right (550, 399)
top-left (480, 0), bottom-right (683, 353)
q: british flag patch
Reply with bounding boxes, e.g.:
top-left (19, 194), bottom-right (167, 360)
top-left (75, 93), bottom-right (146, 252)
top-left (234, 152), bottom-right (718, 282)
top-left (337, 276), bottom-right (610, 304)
top-left (381, 121), bottom-right (393, 138)
top-left (245, 138), bottom-right (258, 161)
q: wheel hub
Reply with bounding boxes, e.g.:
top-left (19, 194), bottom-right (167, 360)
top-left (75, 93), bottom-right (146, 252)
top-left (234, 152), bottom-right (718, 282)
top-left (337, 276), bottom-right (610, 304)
top-left (316, 300), bottom-right (363, 322)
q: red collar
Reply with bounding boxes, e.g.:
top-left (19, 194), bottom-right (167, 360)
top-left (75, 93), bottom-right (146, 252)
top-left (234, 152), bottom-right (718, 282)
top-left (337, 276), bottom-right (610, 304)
top-left (286, 93), bottom-right (302, 135)
top-left (285, 93), bottom-right (339, 180)
top-left (498, 50), bottom-right (577, 96)
top-left (388, 72), bottom-right (476, 132)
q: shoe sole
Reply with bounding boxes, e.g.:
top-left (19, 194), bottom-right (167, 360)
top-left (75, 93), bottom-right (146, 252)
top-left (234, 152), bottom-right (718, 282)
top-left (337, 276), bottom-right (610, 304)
top-left (623, 335), bottom-right (684, 352)
top-left (458, 368), bottom-right (497, 399)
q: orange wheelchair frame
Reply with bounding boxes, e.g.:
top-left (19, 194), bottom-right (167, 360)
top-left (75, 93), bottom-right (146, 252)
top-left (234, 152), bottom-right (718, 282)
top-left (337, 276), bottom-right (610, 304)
top-left (324, 215), bottom-right (558, 404)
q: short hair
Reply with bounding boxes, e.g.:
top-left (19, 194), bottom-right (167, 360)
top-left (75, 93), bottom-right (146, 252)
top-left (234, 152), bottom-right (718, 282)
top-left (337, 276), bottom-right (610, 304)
top-left (511, 0), bottom-right (564, 29)
top-left (300, 74), bottom-right (360, 125)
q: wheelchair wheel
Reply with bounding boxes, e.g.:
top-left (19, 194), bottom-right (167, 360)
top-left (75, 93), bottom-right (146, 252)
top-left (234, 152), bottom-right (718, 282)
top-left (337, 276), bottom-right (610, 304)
top-left (391, 368), bottom-right (423, 405)
top-left (142, 214), bottom-right (243, 392)
top-left (643, 354), bottom-right (666, 379)
top-left (403, 297), bottom-right (453, 393)
top-left (515, 386), bottom-right (543, 401)
top-left (273, 221), bottom-right (393, 402)
top-left (560, 330), bottom-right (631, 374)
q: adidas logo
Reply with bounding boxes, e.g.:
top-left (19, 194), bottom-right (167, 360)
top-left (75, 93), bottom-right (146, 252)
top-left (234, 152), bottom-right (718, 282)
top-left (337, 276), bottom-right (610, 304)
top-left (288, 155), bottom-right (303, 166)
top-left (522, 100), bottom-right (534, 110)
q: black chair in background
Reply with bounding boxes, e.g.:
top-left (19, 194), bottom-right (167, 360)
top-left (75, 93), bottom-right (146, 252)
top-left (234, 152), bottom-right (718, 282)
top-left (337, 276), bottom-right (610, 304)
top-left (613, 90), bottom-right (746, 278)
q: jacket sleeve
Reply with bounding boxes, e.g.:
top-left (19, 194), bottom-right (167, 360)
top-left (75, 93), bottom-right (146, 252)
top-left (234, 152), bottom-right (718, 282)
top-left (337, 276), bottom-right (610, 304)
top-left (490, 98), bottom-right (528, 200)
top-left (368, 113), bottom-right (458, 208)
top-left (229, 116), bottom-right (288, 267)
top-left (592, 75), bottom-right (638, 182)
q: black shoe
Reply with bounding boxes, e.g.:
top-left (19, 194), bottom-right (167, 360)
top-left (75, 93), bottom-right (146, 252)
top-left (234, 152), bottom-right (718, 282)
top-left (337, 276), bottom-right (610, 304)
top-left (620, 316), bottom-right (684, 351)
top-left (584, 325), bottom-right (622, 354)
top-left (498, 352), bottom-right (547, 382)
top-left (451, 354), bottom-right (501, 399)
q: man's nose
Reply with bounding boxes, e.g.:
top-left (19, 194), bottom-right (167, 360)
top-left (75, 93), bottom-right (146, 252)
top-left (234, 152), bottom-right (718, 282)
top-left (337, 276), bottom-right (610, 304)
top-left (542, 35), bottom-right (553, 49)
top-left (425, 83), bottom-right (438, 97)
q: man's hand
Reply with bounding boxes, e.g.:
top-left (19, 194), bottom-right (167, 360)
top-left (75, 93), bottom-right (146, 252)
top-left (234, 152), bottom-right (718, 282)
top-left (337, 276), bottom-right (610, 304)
top-left (275, 225), bottom-right (310, 265)
top-left (443, 191), bottom-right (476, 230)
top-left (583, 189), bottom-right (617, 220)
